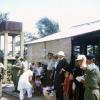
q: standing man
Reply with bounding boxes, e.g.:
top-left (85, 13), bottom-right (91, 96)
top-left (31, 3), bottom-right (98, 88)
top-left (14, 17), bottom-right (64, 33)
top-left (76, 54), bottom-right (100, 100)
top-left (43, 52), bottom-right (56, 100)
top-left (11, 57), bottom-right (26, 92)
top-left (74, 56), bottom-right (85, 100)
top-left (19, 58), bottom-right (29, 72)
top-left (47, 52), bottom-right (55, 86)
top-left (54, 51), bottom-right (69, 100)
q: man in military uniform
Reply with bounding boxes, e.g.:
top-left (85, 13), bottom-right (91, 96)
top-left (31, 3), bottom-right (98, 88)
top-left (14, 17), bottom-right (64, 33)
top-left (76, 54), bottom-right (100, 100)
top-left (11, 57), bottom-right (25, 92)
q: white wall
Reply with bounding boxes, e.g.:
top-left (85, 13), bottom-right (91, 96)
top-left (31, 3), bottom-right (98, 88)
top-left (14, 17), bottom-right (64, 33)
top-left (27, 37), bottom-right (72, 63)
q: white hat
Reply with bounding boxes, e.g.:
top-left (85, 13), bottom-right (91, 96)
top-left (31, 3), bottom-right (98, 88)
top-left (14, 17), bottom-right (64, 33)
top-left (57, 51), bottom-right (65, 56)
top-left (76, 55), bottom-right (86, 61)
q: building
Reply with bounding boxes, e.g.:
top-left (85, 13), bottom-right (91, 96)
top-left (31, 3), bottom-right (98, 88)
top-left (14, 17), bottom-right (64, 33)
top-left (26, 20), bottom-right (100, 66)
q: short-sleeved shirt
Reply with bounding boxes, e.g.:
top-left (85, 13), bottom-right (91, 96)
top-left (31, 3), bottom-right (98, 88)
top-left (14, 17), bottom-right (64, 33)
top-left (84, 63), bottom-right (100, 89)
top-left (47, 59), bottom-right (55, 70)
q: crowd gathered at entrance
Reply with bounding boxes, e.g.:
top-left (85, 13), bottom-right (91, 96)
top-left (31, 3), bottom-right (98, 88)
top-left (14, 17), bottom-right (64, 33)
top-left (10, 51), bottom-right (100, 100)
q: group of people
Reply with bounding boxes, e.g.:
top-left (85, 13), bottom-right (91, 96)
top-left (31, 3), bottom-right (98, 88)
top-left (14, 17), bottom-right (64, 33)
top-left (17, 58), bottom-right (44, 100)
top-left (16, 51), bottom-right (100, 100)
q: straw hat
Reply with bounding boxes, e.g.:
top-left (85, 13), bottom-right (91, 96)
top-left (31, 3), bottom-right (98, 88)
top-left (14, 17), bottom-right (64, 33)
top-left (57, 51), bottom-right (65, 56)
top-left (76, 55), bottom-right (86, 61)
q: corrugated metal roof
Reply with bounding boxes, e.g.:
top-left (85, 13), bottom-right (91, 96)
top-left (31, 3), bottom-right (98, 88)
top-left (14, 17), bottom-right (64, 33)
top-left (26, 20), bottom-right (100, 45)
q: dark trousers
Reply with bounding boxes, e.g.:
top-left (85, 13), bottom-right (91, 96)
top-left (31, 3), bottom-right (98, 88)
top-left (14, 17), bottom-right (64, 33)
top-left (55, 85), bottom-right (63, 100)
top-left (74, 83), bottom-right (84, 100)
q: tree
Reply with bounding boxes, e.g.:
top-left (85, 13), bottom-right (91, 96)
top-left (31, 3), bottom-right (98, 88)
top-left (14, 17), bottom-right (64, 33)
top-left (15, 32), bottom-right (38, 57)
top-left (0, 12), bottom-right (9, 23)
top-left (24, 32), bottom-right (37, 43)
top-left (0, 50), bottom-right (4, 63)
top-left (16, 32), bottom-right (38, 46)
top-left (36, 17), bottom-right (59, 37)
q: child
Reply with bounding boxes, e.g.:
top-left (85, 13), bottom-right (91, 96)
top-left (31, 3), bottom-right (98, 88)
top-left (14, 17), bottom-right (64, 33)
top-left (63, 68), bottom-right (74, 100)
top-left (36, 62), bottom-right (43, 76)
top-left (34, 76), bottom-right (42, 96)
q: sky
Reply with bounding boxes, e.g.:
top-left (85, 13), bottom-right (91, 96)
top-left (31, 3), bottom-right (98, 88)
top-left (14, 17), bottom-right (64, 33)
top-left (0, 0), bottom-right (100, 52)
top-left (0, 0), bottom-right (100, 33)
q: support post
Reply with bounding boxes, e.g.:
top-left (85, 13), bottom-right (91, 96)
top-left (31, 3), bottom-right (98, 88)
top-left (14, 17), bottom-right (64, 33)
top-left (20, 32), bottom-right (24, 58)
top-left (3, 32), bottom-right (8, 83)
top-left (12, 36), bottom-right (16, 57)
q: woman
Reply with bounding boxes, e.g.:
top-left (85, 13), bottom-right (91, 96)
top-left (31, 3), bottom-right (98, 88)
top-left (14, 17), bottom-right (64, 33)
top-left (63, 68), bottom-right (74, 100)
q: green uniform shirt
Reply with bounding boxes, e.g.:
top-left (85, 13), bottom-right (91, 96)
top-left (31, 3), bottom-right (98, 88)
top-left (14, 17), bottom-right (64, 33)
top-left (84, 63), bottom-right (100, 100)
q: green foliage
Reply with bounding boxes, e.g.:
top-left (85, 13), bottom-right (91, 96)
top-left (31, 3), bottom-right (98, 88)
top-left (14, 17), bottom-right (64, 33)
top-left (24, 32), bottom-right (37, 43)
top-left (0, 50), bottom-right (4, 63)
top-left (0, 50), bottom-right (4, 57)
top-left (36, 17), bottom-right (59, 37)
